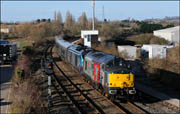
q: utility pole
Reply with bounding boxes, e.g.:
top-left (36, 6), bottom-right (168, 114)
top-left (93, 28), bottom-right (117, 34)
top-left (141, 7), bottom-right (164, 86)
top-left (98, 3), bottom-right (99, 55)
top-left (92, 0), bottom-right (95, 30)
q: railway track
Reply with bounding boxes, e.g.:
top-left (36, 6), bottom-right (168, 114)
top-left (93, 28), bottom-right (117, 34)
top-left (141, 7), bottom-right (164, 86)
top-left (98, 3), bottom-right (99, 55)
top-left (49, 46), bottom-right (105, 114)
top-left (42, 43), bottom-right (179, 114)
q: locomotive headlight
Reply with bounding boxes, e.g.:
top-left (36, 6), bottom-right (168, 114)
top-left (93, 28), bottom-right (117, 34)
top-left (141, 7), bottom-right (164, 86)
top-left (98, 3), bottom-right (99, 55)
top-left (3, 54), bottom-right (6, 56)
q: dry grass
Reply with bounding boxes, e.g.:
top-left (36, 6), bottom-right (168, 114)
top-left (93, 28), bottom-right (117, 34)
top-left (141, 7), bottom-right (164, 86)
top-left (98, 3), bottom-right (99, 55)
top-left (167, 46), bottom-right (180, 65)
top-left (13, 55), bottom-right (32, 85)
top-left (94, 42), bottom-right (119, 56)
top-left (11, 41), bottom-right (49, 113)
top-left (11, 78), bottom-right (46, 114)
top-left (143, 57), bottom-right (180, 90)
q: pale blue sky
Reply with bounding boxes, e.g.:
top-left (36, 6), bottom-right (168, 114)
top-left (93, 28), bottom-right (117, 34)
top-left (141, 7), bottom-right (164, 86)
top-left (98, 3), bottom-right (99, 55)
top-left (1, 1), bottom-right (179, 22)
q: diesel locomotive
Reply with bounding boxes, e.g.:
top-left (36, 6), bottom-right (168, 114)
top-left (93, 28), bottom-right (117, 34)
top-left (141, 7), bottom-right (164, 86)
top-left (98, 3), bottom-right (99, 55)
top-left (55, 37), bottom-right (136, 100)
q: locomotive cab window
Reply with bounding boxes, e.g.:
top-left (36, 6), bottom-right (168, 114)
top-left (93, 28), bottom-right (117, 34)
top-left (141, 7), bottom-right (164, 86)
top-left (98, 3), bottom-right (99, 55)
top-left (113, 69), bottom-right (130, 74)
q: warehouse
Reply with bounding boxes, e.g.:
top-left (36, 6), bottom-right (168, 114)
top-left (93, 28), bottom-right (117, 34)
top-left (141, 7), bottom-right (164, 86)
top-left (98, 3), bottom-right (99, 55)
top-left (153, 26), bottom-right (180, 43)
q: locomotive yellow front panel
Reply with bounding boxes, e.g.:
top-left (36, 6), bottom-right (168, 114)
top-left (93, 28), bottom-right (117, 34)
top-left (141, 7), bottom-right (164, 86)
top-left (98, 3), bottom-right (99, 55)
top-left (109, 73), bottom-right (134, 88)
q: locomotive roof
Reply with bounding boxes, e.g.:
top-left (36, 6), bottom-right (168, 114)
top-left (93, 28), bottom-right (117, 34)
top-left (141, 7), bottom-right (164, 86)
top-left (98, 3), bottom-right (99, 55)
top-left (69, 44), bottom-right (93, 55)
top-left (56, 37), bottom-right (73, 49)
top-left (69, 45), bottom-right (84, 55)
top-left (85, 51), bottom-right (114, 64)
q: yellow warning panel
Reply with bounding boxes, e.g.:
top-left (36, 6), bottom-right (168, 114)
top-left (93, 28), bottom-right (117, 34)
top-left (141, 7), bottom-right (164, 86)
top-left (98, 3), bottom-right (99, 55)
top-left (109, 73), bottom-right (134, 88)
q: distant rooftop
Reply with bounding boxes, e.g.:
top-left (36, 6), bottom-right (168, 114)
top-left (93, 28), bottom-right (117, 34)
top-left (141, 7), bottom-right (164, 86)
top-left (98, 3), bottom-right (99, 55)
top-left (154, 26), bottom-right (179, 33)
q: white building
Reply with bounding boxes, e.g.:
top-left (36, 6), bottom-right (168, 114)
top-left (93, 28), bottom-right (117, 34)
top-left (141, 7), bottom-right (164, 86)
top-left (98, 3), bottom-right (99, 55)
top-left (153, 26), bottom-right (180, 43)
top-left (81, 30), bottom-right (99, 47)
top-left (141, 44), bottom-right (173, 59)
top-left (0, 28), bottom-right (10, 33)
top-left (118, 46), bottom-right (137, 58)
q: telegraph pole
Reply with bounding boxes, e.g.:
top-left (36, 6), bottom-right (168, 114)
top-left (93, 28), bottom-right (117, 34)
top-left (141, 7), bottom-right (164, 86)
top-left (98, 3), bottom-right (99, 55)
top-left (92, 0), bottom-right (95, 30)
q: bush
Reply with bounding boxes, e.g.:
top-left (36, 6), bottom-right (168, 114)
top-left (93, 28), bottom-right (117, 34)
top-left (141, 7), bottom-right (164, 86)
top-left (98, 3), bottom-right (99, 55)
top-left (127, 33), bottom-right (169, 45)
top-left (139, 22), bottom-right (163, 33)
top-left (99, 23), bottom-right (123, 41)
top-left (149, 37), bottom-right (169, 45)
top-left (11, 79), bottom-right (45, 113)
top-left (167, 46), bottom-right (180, 65)
top-left (94, 41), bottom-right (119, 56)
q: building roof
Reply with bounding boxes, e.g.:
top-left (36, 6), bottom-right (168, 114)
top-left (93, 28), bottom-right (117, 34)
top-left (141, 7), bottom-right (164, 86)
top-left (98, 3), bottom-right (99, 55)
top-left (81, 30), bottom-right (99, 35)
top-left (154, 26), bottom-right (179, 33)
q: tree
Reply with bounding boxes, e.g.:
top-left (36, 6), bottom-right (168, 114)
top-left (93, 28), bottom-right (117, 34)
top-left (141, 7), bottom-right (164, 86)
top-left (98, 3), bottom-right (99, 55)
top-left (79, 12), bottom-right (88, 29)
top-left (54, 11), bottom-right (57, 21)
top-left (64, 11), bottom-right (75, 30)
top-left (139, 22), bottom-right (163, 33)
top-left (36, 19), bottom-right (40, 23)
top-left (164, 24), bottom-right (174, 29)
top-left (57, 11), bottom-right (62, 24)
top-left (100, 23), bottom-right (120, 40)
top-left (87, 18), bottom-right (99, 30)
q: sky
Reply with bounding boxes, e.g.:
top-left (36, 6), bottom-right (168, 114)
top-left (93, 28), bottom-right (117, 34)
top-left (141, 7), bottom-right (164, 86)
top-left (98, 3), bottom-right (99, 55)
top-left (1, 1), bottom-right (179, 22)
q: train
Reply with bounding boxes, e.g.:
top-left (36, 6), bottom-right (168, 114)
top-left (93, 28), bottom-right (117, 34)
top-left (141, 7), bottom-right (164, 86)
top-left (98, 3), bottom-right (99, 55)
top-left (55, 37), bottom-right (136, 100)
top-left (0, 40), bottom-right (17, 65)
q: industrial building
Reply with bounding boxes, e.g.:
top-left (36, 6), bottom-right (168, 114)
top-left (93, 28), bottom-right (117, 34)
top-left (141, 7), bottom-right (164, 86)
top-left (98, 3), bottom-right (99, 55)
top-left (118, 46), bottom-right (137, 58)
top-left (153, 26), bottom-right (180, 43)
top-left (141, 44), bottom-right (173, 59)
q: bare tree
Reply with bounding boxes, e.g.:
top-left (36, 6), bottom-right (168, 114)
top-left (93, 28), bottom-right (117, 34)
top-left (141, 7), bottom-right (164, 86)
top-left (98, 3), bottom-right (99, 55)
top-left (64, 11), bottom-right (75, 30)
top-left (57, 11), bottom-right (62, 24)
top-left (79, 12), bottom-right (88, 29)
top-left (54, 11), bottom-right (57, 21)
